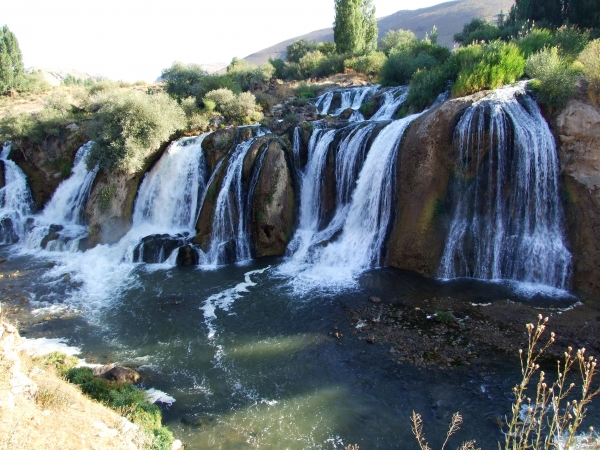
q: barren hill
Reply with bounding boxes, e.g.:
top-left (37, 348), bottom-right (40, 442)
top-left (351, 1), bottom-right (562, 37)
top-left (244, 0), bottom-right (514, 65)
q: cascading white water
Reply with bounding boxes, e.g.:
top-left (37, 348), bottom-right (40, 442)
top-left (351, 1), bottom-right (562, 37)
top-left (133, 136), bottom-right (207, 231)
top-left (204, 130), bottom-right (266, 266)
top-left (438, 83), bottom-right (571, 289)
top-left (0, 143), bottom-right (35, 243)
top-left (371, 87), bottom-right (409, 121)
top-left (41, 142), bottom-right (98, 225)
top-left (292, 127), bottom-right (301, 172)
top-left (124, 134), bottom-right (209, 263)
top-left (314, 86), bottom-right (377, 117)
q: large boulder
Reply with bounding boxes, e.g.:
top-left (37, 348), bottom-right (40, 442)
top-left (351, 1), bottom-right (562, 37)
top-left (555, 100), bottom-right (600, 302)
top-left (250, 138), bottom-right (295, 257)
top-left (386, 92), bottom-right (486, 275)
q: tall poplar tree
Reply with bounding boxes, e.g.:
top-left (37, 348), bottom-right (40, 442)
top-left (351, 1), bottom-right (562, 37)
top-left (334, 0), bottom-right (378, 55)
top-left (0, 26), bottom-right (24, 94)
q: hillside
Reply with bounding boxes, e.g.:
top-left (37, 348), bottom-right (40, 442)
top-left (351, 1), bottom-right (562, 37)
top-left (244, 0), bottom-right (514, 65)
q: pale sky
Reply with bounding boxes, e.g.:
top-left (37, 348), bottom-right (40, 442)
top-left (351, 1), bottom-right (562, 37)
top-left (4, 0), bottom-right (448, 82)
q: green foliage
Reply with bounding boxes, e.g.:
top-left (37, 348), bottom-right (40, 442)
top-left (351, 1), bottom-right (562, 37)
top-left (203, 88), bottom-right (262, 124)
top-left (20, 70), bottom-right (51, 94)
top-left (333, 0), bottom-right (378, 55)
top-left (269, 58), bottom-right (286, 79)
top-left (454, 19), bottom-right (503, 46)
top-left (451, 41), bottom-right (526, 97)
top-left (406, 66), bottom-right (449, 111)
top-left (378, 29), bottom-right (416, 55)
top-left (553, 25), bottom-right (590, 62)
top-left (62, 74), bottom-right (100, 87)
top-left (380, 40), bottom-right (450, 86)
top-left (99, 184), bottom-right (116, 211)
top-left (33, 351), bottom-right (79, 375)
top-left (345, 51), bottom-right (386, 78)
top-left (510, 0), bottom-right (600, 33)
top-left (295, 82), bottom-right (319, 99)
top-left (516, 28), bottom-right (554, 57)
top-left (0, 25), bottom-right (24, 94)
top-left (65, 367), bottom-right (174, 450)
top-left (526, 46), bottom-right (578, 110)
top-left (160, 62), bottom-right (207, 102)
top-left (578, 38), bottom-right (600, 105)
top-left (298, 50), bottom-right (326, 78)
top-left (359, 101), bottom-right (375, 116)
top-left (86, 90), bottom-right (185, 173)
top-left (227, 57), bottom-right (275, 91)
top-left (286, 39), bottom-right (317, 63)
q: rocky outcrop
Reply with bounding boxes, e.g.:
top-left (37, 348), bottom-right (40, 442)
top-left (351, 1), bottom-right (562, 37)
top-left (387, 92), bottom-right (487, 275)
top-left (8, 128), bottom-right (88, 210)
top-left (84, 139), bottom-right (172, 247)
top-left (250, 139), bottom-right (295, 257)
top-left (555, 100), bottom-right (600, 302)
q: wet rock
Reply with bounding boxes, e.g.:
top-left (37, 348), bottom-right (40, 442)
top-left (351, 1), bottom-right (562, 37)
top-left (63, 274), bottom-right (71, 282)
top-left (369, 296), bottom-right (381, 303)
top-left (132, 234), bottom-right (187, 264)
top-left (41, 224), bottom-right (64, 249)
top-left (176, 245), bottom-right (200, 266)
top-left (102, 366), bottom-right (140, 384)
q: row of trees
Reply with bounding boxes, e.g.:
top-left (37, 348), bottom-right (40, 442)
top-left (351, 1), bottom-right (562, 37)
top-left (510, 0), bottom-right (600, 30)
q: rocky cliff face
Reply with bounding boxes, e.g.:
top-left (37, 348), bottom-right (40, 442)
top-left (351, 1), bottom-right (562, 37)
top-left (555, 100), bottom-right (600, 302)
top-left (250, 139), bottom-right (295, 257)
top-left (8, 127), bottom-right (88, 210)
top-left (84, 140), bottom-right (169, 247)
top-left (387, 93), bottom-right (486, 276)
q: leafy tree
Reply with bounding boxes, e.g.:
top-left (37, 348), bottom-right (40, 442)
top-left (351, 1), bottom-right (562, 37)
top-left (379, 29), bottom-right (416, 55)
top-left (454, 19), bottom-right (502, 45)
top-left (333, 0), bottom-right (378, 55)
top-left (286, 39), bottom-right (317, 63)
top-left (566, 0), bottom-right (600, 30)
top-left (0, 25), bottom-right (24, 94)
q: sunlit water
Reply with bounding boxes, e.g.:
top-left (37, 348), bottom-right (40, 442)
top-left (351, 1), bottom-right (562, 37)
top-left (2, 246), bottom-right (584, 450)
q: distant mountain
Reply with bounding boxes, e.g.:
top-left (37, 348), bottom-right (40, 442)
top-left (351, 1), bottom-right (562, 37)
top-left (25, 67), bottom-right (106, 86)
top-left (244, 0), bottom-right (514, 65)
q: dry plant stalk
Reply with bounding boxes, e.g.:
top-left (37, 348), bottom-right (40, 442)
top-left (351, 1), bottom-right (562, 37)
top-left (504, 315), bottom-right (600, 450)
top-left (411, 410), bottom-right (479, 450)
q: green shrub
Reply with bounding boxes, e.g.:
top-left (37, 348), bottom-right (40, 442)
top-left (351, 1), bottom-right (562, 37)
top-left (33, 351), bottom-right (79, 375)
top-left (454, 18), bottom-right (502, 46)
top-left (359, 101), bottom-right (375, 116)
top-left (298, 50), bottom-right (325, 78)
top-left (517, 28), bottom-right (554, 57)
top-left (578, 39), bottom-right (600, 105)
top-left (378, 29), bottom-right (416, 55)
top-left (226, 58), bottom-right (274, 91)
top-left (553, 25), bottom-right (590, 62)
top-left (295, 82), bottom-right (319, 99)
top-left (526, 47), bottom-right (578, 110)
top-left (406, 66), bottom-right (450, 111)
top-left (345, 51), bottom-right (386, 78)
top-left (269, 58), bottom-right (286, 79)
top-left (20, 70), bottom-right (51, 94)
top-left (203, 88), bottom-right (262, 124)
top-left (380, 40), bottom-right (451, 86)
top-left (86, 91), bottom-right (185, 173)
top-left (451, 41), bottom-right (525, 97)
top-left (286, 39), bottom-right (317, 63)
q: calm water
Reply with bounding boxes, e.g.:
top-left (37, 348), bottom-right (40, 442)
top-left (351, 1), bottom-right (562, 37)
top-left (1, 247), bottom-right (586, 449)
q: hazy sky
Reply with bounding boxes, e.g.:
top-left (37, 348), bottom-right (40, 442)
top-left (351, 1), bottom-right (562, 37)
top-left (5, 0), bottom-right (448, 82)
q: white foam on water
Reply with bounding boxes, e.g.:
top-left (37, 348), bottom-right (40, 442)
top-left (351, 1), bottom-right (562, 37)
top-left (145, 388), bottom-right (176, 405)
top-left (201, 266), bottom-right (270, 339)
top-left (20, 337), bottom-right (81, 357)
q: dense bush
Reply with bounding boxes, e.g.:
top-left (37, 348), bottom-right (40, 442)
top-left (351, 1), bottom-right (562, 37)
top-left (380, 40), bottom-right (451, 86)
top-left (451, 41), bottom-right (526, 97)
top-left (203, 88), bottom-right (262, 124)
top-left (454, 18), bottom-right (503, 46)
top-left (405, 66), bottom-right (450, 110)
top-left (86, 90), bottom-right (186, 173)
top-left (0, 25), bottom-right (24, 94)
top-left (526, 47), bottom-right (578, 110)
top-left (516, 28), bottom-right (554, 57)
top-left (345, 51), bottom-right (386, 78)
top-left (295, 82), bottom-right (319, 99)
top-left (378, 29), bottom-right (416, 55)
top-left (226, 57), bottom-right (275, 91)
top-left (578, 39), bottom-right (600, 105)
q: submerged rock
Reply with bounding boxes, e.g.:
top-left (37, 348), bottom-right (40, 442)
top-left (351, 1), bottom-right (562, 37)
top-left (176, 245), bottom-right (200, 266)
top-left (102, 366), bottom-right (141, 384)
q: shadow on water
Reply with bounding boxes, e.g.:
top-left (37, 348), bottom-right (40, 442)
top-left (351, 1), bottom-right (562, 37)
top-left (1, 250), bottom-right (592, 449)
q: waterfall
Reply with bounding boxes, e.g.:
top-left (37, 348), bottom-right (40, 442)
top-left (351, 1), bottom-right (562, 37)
top-left (203, 130), bottom-right (267, 266)
top-left (41, 142), bottom-right (98, 225)
top-left (314, 86), bottom-right (377, 116)
top-left (438, 83), bottom-right (571, 289)
top-left (0, 143), bottom-right (35, 243)
top-left (133, 135), bottom-right (207, 231)
top-left (371, 87), bottom-right (409, 121)
top-left (127, 134), bottom-right (209, 263)
top-left (292, 127), bottom-right (301, 172)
